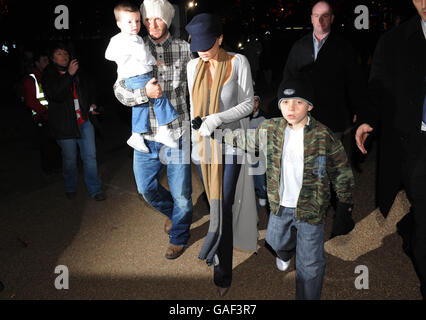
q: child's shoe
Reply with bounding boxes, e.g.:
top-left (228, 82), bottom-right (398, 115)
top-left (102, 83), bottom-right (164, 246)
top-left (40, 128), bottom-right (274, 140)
top-left (127, 132), bottom-right (149, 153)
top-left (276, 256), bottom-right (290, 272)
top-left (157, 125), bottom-right (178, 149)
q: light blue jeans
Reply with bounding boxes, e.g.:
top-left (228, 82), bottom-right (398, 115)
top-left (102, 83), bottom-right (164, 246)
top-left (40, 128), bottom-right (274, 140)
top-left (133, 137), bottom-right (193, 246)
top-left (56, 120), bottom-right (102, 197)
top-left (124, 73), bottom-right (179, 134)
top-left (266, 206), bottom-right (325, 300)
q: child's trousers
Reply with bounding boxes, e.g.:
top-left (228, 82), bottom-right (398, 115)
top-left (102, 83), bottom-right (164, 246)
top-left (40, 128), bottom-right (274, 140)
top-left (266, 206), bottom-right (325, 300)
top-left (124, 73), bottom-right (179, 134)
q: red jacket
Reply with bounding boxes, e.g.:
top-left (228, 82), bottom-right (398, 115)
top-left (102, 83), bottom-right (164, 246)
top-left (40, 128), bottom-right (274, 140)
top-left (23, 68), bottom-right (48, 122)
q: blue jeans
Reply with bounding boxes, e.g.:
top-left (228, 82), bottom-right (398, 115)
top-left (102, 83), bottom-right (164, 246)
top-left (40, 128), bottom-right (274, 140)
top-left (133, 138), bottom-right (192, 246)
top-left (251, 161), bottom-right (267, 199)
top-left (214, 156), bottom-right (241, 288)
top-left (56, 120), bottom-right (102, 197)
top-left (124, 73), bottom-right (179, 134)
top-left (266, 206), bottom-right (325, 300)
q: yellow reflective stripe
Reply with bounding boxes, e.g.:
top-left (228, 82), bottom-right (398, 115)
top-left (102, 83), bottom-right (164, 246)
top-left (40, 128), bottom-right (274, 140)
top-left (28, 74), bottom-right (48, 108)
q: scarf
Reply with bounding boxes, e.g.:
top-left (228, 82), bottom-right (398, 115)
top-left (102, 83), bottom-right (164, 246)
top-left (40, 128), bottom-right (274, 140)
top-left (192, 48), bottom-right (230, 265)
top-left (56, 63), bottom-right (85, 126)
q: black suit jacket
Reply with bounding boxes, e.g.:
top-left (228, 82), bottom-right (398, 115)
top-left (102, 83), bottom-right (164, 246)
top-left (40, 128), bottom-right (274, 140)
top-left (359, 15), bottom-right (426, 216)
top-left (278, 31), bottom-right (368, 132)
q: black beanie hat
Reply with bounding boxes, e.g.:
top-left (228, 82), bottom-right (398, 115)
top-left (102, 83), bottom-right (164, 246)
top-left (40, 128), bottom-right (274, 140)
top-left (278, 77), bottom-right (315, 108)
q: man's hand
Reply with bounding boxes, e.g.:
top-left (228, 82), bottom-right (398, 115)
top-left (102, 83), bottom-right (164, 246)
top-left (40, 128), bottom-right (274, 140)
top-left (68, 59), bottom-right (79, 76)
top-left (355, 124), bottom-right (373, 154)
top-left (145, 78), bottom-right (162, 99)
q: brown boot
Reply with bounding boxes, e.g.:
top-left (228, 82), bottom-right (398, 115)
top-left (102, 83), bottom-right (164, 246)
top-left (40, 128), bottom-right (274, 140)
top-left (164, 218), bottom-right (172, 235)
top-left (165, 244), bottom-right (186, 260)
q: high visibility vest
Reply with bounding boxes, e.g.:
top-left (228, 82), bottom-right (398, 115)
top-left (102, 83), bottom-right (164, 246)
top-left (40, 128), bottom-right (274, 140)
top-left (28, 73), bottom-right (48, 117)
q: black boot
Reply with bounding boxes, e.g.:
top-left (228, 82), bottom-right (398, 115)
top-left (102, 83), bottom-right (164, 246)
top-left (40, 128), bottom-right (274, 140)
top-left (396, 211), bottom-right (414, 260)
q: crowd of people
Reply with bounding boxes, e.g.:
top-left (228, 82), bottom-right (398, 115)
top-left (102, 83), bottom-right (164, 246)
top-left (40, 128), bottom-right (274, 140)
top-left (10, 0), bottom-right (425, 300)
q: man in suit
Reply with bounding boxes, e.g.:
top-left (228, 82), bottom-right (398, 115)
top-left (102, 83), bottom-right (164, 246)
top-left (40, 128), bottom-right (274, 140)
top-left (356, 0), bottom-right (426, 299)
top-left (279, 0), bottom-right (368, 238)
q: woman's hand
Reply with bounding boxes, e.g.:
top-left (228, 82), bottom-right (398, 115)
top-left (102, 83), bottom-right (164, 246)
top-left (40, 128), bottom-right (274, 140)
top-left (89, 104), bottom-right (100, 115)
top-left (68, 59), bottom-right (79, 76)
top-left (198, 114), bottom-right (222, 137)
top-left (191, 116), bottom-right (203, 130)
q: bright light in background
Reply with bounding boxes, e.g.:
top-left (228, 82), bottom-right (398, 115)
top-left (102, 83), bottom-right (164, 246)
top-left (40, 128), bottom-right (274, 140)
top-left (2, 44), bottom-right (8, 53)
top-left (187, 1), bottom-right (197, 9)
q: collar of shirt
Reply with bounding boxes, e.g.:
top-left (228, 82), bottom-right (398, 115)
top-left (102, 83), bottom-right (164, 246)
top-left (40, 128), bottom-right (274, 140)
top-left (422, 19), bottom-right (426, 39)
top-left (313, 32), bottom-right (330, 60)
top-left (147, 32), bottom-right (171, 50)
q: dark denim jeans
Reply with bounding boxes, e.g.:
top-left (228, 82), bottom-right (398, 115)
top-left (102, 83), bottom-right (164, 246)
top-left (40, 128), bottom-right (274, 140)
top-left (251, 161), bottom-right (267, 199)
top-left (196, 152), bottom-right (241, 288)
top-left (56, 120), bottom-right (102, 197)
top-left (124, 73), bottom-right (179, 134)
top-left (133, 137), bottom-right (192, 246)
top-left (266, 206), bottom-right (325, 300)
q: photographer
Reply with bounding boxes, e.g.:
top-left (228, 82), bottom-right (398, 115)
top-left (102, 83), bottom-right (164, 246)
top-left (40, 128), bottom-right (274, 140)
top-left (42, 42), bottom-right (105, 201)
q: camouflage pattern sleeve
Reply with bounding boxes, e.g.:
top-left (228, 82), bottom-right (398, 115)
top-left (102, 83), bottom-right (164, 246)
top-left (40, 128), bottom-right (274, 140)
top-left (326, 133), bottom-right (355, 205)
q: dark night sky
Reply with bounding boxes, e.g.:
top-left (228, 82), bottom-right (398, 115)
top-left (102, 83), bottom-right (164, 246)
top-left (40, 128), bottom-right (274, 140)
top-left (0, 0), bottom-right (419, 108)
top-left (0, 0), bottom-right (418, 42)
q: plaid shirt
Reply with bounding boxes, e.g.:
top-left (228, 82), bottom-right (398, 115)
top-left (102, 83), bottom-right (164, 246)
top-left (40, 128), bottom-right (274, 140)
top-left (113, 33), bottom-right (193, 140)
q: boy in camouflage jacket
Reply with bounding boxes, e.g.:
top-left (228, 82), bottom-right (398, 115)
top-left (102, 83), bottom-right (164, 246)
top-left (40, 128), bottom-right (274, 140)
top-left (224, 77), bottom-right (354, 299)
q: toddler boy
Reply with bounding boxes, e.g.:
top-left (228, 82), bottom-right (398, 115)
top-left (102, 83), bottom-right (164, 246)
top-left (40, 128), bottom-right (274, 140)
top-left (105, 1), bottom-right (179, 152)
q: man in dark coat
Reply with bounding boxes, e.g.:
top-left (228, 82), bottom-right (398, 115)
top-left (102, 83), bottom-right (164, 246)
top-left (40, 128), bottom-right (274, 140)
top-left (356, 0), bottom-right (426, 299)
top-left (279, 0), bottom-right (368, 238)
top-left (278, 0), bottom-right (368, 136)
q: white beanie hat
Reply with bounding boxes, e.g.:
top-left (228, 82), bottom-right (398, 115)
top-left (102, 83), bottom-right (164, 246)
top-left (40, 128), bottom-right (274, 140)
top-left (141, 0), bottom-right (175, 28)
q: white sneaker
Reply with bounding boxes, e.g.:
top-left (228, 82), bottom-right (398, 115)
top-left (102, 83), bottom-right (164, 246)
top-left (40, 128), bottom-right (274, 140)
top-left (127, 133), bottom-right (149, 153)
top-left (259, 198), bottom-right (267, 207)
top-left (156, 125), bottom-right (178, 149)
top-left (276, 256), bottom-right (290, 272)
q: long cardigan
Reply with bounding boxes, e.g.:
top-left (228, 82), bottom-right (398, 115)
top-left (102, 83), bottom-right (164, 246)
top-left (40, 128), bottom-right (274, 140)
top-left (187, 53), bottom-right (258, 253)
